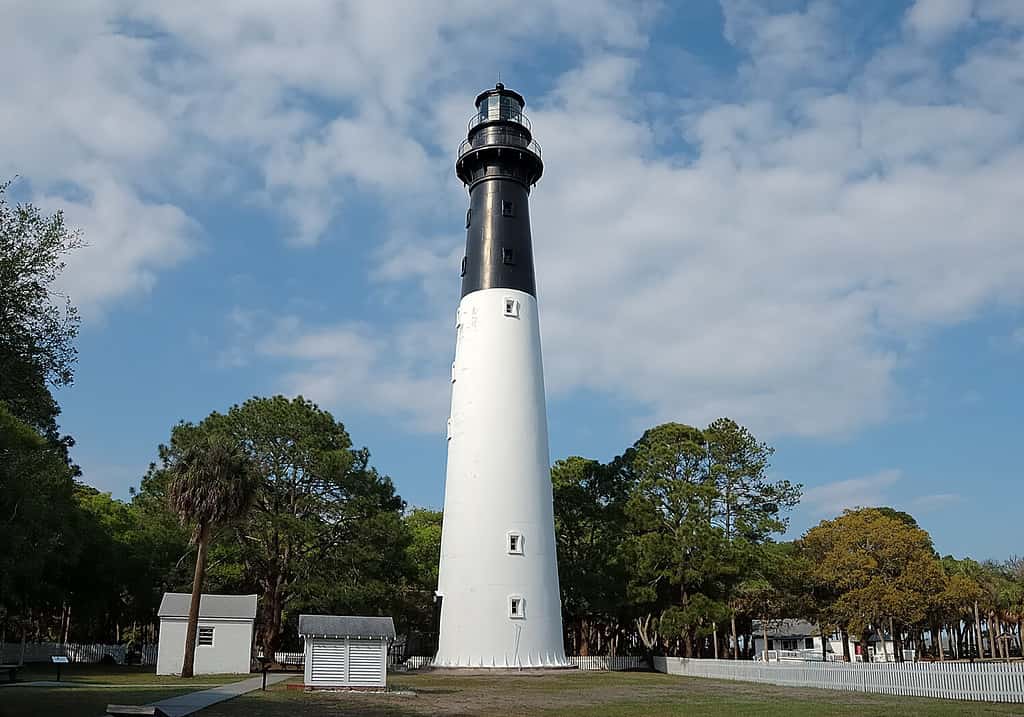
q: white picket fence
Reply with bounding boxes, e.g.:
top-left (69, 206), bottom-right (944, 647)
top-left (387, 655), bottom-right (645, 671)
top-left (569, 655), bottom-right (646, 671)
top-left (0, 642), bottom-right (158, 665)
top-left (653, 657), bottom-right (1024, 703)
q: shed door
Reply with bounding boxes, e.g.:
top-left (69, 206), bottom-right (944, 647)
top-left (311, 639), bottom-right (347, 684)
top-left (347, 640), bottom-right (383, 686)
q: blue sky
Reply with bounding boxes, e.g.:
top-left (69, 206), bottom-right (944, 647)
top-left (4, 0), bottom-right (1022, 561)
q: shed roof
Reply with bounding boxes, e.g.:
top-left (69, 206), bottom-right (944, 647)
top-left (752, 619), bottom-right (819, 638)
top-left (158, 593), bottom-right (257, 620)
top-left (298, 615), bottom-right (395, 639)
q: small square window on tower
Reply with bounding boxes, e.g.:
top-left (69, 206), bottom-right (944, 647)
top-left (466, 208), bottom-right (472, 228)
top-left (507, 531), bottom-right (524, 555)
top-left (509, 595), bottom-right (525, 619)
top-left (460, 256), bottom-right (467, 277)
top-left (501, 200), bottom-right (515, 217)
top-left (503, 297), bottom-right (519, 318)
top-left (501, 247), bottom-right (515, 265)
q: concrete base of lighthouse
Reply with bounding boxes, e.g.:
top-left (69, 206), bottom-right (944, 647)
top-left (434, 288), bottom-right (568, 669)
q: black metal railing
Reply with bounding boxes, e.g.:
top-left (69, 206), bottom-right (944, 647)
top-left (458, 131), bottom-right (542, 161)
top-left (468, 108), bottom-right (532, 133)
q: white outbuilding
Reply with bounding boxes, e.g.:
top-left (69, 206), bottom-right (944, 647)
top-left (156, 593), bottom-right (257, 675)
top-left (298, 615), bottom-right (395, 689)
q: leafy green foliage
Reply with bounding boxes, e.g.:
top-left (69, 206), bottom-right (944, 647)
top-left (550, 420), bottom-right (800, 657)
top-left (0, 179), bottom-right (83, 440)
top-left (143, 396), bottom-right (409, 655)
top-left (0, 403), bottom-right (78, 622)
top-left (166, 435), bottom-right (260, 539)
top-left (552, 457), bottom-right (628, 654)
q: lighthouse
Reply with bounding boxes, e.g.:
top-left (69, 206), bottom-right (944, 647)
top-left (433, 84), bottom-right (568, 668)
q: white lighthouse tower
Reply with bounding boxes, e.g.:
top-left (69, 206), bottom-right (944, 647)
top-left (433, 84), bottom-right (568, 668)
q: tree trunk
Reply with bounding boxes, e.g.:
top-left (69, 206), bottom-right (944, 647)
top-left (578, 618), bottom-right (591, 656)
top-left (762, 620), bottom-right (769, 662)
top-left (841, 628), bottom-right (851, 662)
top-left (181, 521), bottom-right (210, 678)
top-left (819, 623), bottom-right (828, 662)
top-left (993, 613), bottom-right (1006, 661)
top-left (974, 601), bottom-right (984, 659)
top-left (878, 625), bottom-right (890, 662)
top-left (889, 618), bottom-right (900, 662)
top-left (259, 574), bottom-right (287, 662)
top-left (731, 613), bottom-right (739, 660)
top-left (935, 623), bottom-right (945, 661)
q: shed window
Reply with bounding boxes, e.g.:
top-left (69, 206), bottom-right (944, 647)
top-left (507, 531), bottom-right (523, 555)
top-left (767, 639), bottom-right (774, 650)
top-left (503, 297), bottom-right (519, 318)
top-left (509, 596), bottom-right (524, 619)
top-left (197, 626), bottom-right (214, 647)
top-left (805, 638), bottom-right (814, 649)
top-left (501, 200), bottom-right (515, 217)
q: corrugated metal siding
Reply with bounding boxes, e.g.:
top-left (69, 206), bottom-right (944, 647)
top-left (348, 641), bottom-right (384, 686)
top-left (311, 639), bottom-right (347, 684)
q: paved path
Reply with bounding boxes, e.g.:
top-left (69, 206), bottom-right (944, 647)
top-left (147, 673), bottom-right (292, 716)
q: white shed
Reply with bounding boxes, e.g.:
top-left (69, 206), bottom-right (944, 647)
top-left (298, 615), bottom-right (395, 689)
top-left (156, 593), bottom-right (257, 675)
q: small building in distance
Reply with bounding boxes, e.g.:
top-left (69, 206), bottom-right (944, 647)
top-left (752, 619), bottom-right (910, 662)
top-left (156, 593), bottom-right (257, 675)
top-left (299, 615), bottom-right (395, 689)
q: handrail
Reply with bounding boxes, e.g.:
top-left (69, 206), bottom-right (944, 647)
top-left (467, 108), bottom-right (532, 133)
top-left (458, 133), bottom-right (542, 161)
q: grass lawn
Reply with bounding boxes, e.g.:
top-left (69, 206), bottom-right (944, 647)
top-left (201, 670), bottom-right (1024, 717)
top-left (0, 664), bottom-right (256, 717)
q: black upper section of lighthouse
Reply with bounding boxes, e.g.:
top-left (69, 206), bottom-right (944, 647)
top-left (457, 84), bottom-right (543, 299)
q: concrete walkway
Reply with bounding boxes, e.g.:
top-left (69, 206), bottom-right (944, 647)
top-left (147, 673), bottom-right (292, 717)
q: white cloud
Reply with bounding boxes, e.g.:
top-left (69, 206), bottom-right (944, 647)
top-left (0, 4), bottom-right (195, 316)
top-left (235, 6), bottom-right (1024, 440)
top-left (911, 493), bottom-right (963, 511)
top-left (802, 469), bottom-right (902, 517)
top-left (253, 316), bottom-right (450, 434)
top-left (905, 0), bottom-right (974, 43)
top-left (1, 0), bottom-right (649, 307)
top-left (43, 178), bottom-right (196, 319)
top-left (6, 1), bottom-right (1024, 444)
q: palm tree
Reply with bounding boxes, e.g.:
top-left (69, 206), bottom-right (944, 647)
top-left (167, 435), bottom-right (259, 678)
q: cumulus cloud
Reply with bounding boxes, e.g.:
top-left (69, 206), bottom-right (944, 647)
top-left (6, 0), bottom-right (1024, 446)
top-left (905, 0), bottom-right (974, 43)
top-left (226, 1), bottom-right (1024, 440)
top-left (255, 316), bottom-right (451, 434)
top-left (802, 469), bottom-right (903, 517)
